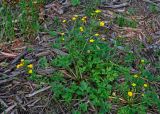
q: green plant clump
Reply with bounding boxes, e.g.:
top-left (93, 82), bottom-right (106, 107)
top-left (114, 15), bottom-right (137, 28)
top-left (48, 13), bottom-right (159, 113)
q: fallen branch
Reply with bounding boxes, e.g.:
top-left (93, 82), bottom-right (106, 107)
top-left (25, 86), bottom-right (51, 98)
top-left (0, 52), bottom-right (17, 58)
top-left (100, 2), bottom-right (129, 9)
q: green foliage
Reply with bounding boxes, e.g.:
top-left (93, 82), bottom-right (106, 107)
top-left (114, 15), bottom-right (137, 28)
top-left (83, 0), bottom-right (101, 16)
top-left (38, 56), bottom-right (49, 68)
top-left (149, 4), bottom-right (159, 13)
top-left (71, 0), bottom-right (80, 6)
top-left (0, 6), bottom-right (15, 41)
top-left (47, 14), bottom-right (159, 113)
top-left (128, 7), bottom-right (137, 15)
top-left (0, 0), bottom-right (42, 42)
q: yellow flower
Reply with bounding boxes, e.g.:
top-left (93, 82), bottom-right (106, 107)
top-left (100, 21), bottom-right (105, 27)
top-left (128, 91), bottom-right (133, 97)
top-left (27, 64), bottom-right (33, 69)
top-left (28, 69), bottom-right (33, 74)
top-left (72, 17), bottom-right (77, 21)
top-left (16, 64), bottom-right (20, 69)
top-left (19, 63), bottom-right (24, 67)
top-left (81, 17), bottom-right (87, 23)
top-left (144, 84), bottom-right (148, 88)
top-left (89, 39), bottom-right (95, 43)
top-left (60, 32), bottom-right (65, 36)
top-left (74, 15), bottom-right (78, 18)
top-left (132, 83), bottom-right (136, 87)
top-left (94, 33), bottom-right (99, 37)
top-left (95, 9), bottom-right (101, 13)
top-left (133, 74), bottom-right (139, 78)
top-left (62, 20), bottom-right (66, 23)
top-left (79, 27), bottom-right (84, 32)
top-left (21, 59), bottom-right (24, 62)
top-left (101, 38), bottom-right (106, 41)
top-left (83, 16), bottom-right (87, 19)
top-left (142, 94), bottom-right (144, 96)
top-left (141, 59), bottom-right (145, 63)
top-left (81, 16), bottom-right (87, 23)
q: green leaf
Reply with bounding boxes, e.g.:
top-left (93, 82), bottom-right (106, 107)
top-left (71, 0), bottom-right (80, 6)
top-left (49, 31), bottom-right (57, 36)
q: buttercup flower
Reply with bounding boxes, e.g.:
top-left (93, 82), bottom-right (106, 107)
top-left (74, 15), bottom-right (78, 18)
top-left (28, 69), bottom-right (33, 74)
top-left (60, 32), bottom-right (65, 36)
top-left (128, 91), bottom-right (133, 97)
top-left (95, 9), bottom-right (101, 13)
top-left (100, 21), bottom-right (105, 27)
top-left (16, 64), bottom-right (20, 69)
top-left (19, 63), bottom-right (24, 67)
top-left (132, 83), bottom-right (136, 87)
top-left (72, 17), bottom-right (76, 21)
top-left (133, 74), bottom-right (139, 78)
top-left (89, 39), bottom-right (95, 43)
top-left (101, 38), bottom-right (106, 41)
top-left (79, 27), bottom-right (84, 32)
top-left (62, 20), bottom-right (66, 23)
top-left (94, 33), bottom-right (99, 37)
top-left (144, 84), bottom-right (148, 88)
top-left (21, 59), bottom-right (24, 62)
top-left (27, 64), bottom-right (33, 69)
top-left (81, 16), bottom-right (87, 23)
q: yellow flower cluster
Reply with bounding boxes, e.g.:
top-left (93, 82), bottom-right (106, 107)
top-left (72, 15), bottom-right (78, 21)
top-left (16, 59), bottom-right (33, 74)
top-left (16, 59), bottom-right (25, 69)
top-left (27, 64), bottom-right (33, 74)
